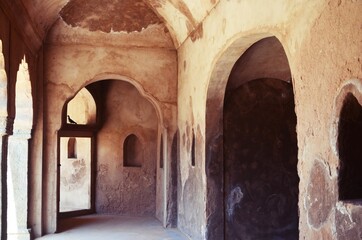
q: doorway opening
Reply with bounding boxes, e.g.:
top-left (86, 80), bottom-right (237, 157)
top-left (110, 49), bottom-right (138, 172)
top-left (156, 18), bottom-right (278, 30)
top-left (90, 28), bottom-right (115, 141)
top-left (58, 86), bottom-right (96, 218)
top-left (223, 78), bottom-right (298, 239)
top-left (57, 79), bottom-right (160, 229)
top-left (206, 36), bottom-right (299, 239)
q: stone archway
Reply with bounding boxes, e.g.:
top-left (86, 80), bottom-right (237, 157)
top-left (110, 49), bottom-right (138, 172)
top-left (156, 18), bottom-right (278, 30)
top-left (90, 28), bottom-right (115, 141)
top-left (7, 56), bottom-right (33, 240)
top-left (55, 79), bottom-right (162, 230)
top-left (205, 36), bottom-right (299, 239)
top-left (44, 72), bottom-right (174, 234)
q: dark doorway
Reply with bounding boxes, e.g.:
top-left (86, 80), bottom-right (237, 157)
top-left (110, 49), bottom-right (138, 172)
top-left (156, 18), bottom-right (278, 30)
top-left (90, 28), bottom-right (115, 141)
top-left (222, 37), bottom-right (299, 239)
top-left (223, 78), bottom-right (299, 239)
top-left (338, 93), bottom-right (362, 200)
top-left (205, 36), bottom-right (299, 240)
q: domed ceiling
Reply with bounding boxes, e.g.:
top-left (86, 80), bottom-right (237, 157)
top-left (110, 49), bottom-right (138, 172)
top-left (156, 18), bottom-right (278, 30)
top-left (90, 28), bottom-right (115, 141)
top-left (8, 0), bottom-right (219, 49)
top-left (59, 0), bottom-right (161, 33)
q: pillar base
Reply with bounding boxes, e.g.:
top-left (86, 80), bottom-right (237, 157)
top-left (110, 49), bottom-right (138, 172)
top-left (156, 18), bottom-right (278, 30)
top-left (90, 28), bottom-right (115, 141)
top-left (7, 229), bottom-right (30, 240)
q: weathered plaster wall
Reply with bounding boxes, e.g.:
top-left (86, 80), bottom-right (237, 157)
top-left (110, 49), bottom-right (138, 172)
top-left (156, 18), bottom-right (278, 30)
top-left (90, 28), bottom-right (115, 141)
top-left (96, 80), bottom-right (158, 216)
top-left (60, 0), bottom-right (161, 33)
top-left (294, 1), bottom-right (362, 239)
top-left (43, 24), bottom-right (177, 233)
top-left (177, 0), bottom-right (362, 239)
top-left (2, 0), bottom-right (361, 239)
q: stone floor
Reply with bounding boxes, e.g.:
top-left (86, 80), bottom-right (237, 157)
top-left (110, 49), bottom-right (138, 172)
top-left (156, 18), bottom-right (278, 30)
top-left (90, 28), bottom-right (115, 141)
top-left (36, 214), bottom-right (189, 240)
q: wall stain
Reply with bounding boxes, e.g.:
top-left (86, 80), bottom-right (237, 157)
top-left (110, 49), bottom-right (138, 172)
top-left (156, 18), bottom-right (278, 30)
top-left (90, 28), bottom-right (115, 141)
top-left (226, 186), bottom-right (243, 220)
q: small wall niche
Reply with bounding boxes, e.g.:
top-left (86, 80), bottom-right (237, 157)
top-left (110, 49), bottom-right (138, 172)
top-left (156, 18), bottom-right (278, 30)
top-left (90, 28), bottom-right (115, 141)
top-left (191, 130), bottom-right (195, 167)
top-left (68, 137), bottom-right (77, 158)
top-left (160, 135), bottom-right (164, 169)
top-left (123, 134), bottom-right (143, 167)
top-left (338, 93), bottom-right (362, 201)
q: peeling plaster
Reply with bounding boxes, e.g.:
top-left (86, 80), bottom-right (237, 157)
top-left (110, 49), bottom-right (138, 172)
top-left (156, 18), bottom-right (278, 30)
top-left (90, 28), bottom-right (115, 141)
top-left (60, 0), bottom-right (161, 33)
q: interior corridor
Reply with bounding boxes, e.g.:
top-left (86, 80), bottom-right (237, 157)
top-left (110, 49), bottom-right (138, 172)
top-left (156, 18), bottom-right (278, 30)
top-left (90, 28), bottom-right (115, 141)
top-left (35, 215), bottom-right (189, 240)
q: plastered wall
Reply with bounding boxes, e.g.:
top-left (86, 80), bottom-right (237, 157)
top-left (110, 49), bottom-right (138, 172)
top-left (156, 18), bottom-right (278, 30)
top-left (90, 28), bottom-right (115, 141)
top-left (177, 0), bottom-right (362, 239)
top-left (43, 24), bottom-right (177, 234)
top-left (1, 0), bottom-right (361, 239)
top-left (96, 80), bottom-right (158, 216)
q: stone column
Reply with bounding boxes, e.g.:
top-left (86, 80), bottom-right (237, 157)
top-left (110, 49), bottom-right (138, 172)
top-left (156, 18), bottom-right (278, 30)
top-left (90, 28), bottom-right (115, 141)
top-left (7, 128), bottom-right (31, 240)
top-left (0, 117), bottom-right (12, 240)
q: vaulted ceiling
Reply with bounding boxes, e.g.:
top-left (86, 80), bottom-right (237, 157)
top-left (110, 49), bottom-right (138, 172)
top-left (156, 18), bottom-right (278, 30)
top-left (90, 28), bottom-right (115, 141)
top-left (10, 0), bottom-right (219, 49)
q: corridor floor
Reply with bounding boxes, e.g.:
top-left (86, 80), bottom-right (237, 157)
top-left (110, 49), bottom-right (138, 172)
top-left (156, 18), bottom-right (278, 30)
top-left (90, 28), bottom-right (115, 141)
top-left (36, 214), bottom-right (189, 240)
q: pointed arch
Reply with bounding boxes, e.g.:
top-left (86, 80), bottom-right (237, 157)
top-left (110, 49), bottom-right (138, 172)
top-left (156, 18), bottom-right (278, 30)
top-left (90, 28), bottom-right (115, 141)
top-left (0, 40), bottom-right (7, 118)
top-left (7, 55), bottom-right (33, 240)
top-left (67, 88), bottom-right (96, 125)
top-left (205, 35), bottom-right (298, 239)
top-left (14, 56), bottom-right (33, 132)
top-left (331, 79), bottom-right (362, 201)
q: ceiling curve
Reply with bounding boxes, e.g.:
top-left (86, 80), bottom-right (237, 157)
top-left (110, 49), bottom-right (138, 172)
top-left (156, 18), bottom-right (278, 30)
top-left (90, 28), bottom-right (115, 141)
top-left (16, 0), bottom-right (219, 48)
top-left (59, 0), bottom-right (161, 33)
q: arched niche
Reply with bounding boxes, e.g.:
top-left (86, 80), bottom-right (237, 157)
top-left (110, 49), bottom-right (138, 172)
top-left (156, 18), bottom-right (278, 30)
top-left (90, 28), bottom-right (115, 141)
top-left (191, 129), bottom-right (195, 167)
top-left (68, 137), bottom-right (77, 158)
top-left (205, 36), bottom-right (299, 239)
top-left (159, 134), bottom-right (164, 168)
top-left (66, 88), bottom-right (96, 126)
top-left (331, 80), bottom-right (362, 201)
top-left (123, 134), bottom-right (143, 168)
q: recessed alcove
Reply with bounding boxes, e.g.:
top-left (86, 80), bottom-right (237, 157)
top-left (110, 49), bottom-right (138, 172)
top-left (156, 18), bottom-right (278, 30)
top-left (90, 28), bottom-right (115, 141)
top-left (191, 130), bottom-right (195, 167)
top-left (123, 134), bottom-right (143, 168)
top-left (160, 135), bottom-right (164, 169)
top-left (338, 93), bottom-right (362, 201)
top-left (67, 137), bottom-right (77, 159)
